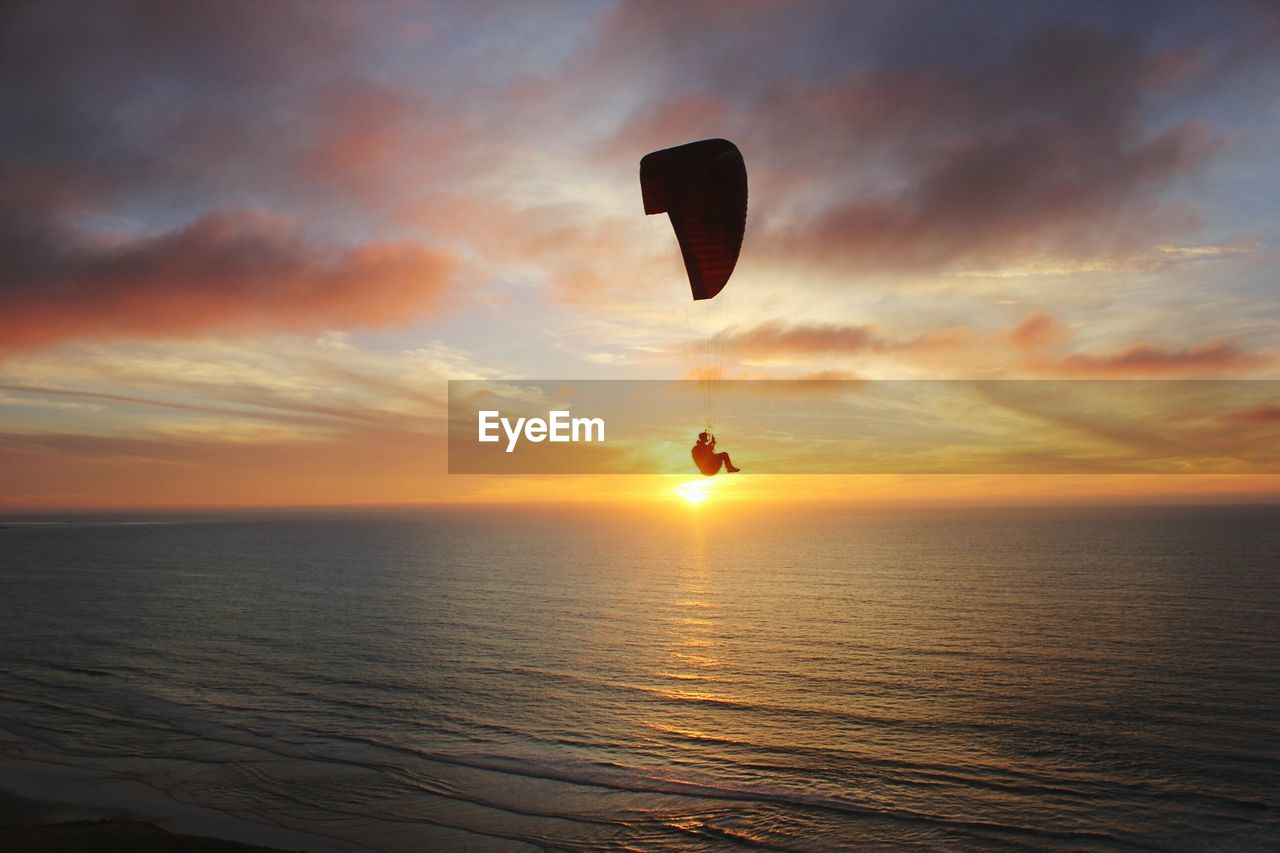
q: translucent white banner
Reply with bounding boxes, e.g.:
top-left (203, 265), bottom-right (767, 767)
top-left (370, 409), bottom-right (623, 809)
top-left (448, 380), bottom-right (1280, 474)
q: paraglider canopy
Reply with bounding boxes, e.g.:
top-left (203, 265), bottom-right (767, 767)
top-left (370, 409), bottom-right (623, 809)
top-left (640, 138), bottom-right (747, 301)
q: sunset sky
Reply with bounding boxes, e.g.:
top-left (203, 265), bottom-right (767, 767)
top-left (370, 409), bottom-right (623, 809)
top-left (2, 0), bottom-right (1278, 509)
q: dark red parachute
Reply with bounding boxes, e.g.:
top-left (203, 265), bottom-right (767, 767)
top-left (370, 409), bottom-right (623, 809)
top-left (640, 138), bottom-right (747, 301)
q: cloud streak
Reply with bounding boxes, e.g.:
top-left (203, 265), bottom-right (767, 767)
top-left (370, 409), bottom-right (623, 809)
top-left (716, 312), bottom-right (1275, 377)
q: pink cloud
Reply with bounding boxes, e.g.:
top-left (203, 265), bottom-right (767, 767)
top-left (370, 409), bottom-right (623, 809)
top-left (1046, 341), bottom-right (1273, 377)
top-left (0, 211), bottom-right (455, 351)
top-left (1222, 403), bottom-right (1280, 425)
top-left (714, 312), bottom-right (1274, 377)
top-left (717, 320), bottom-right (881, 358)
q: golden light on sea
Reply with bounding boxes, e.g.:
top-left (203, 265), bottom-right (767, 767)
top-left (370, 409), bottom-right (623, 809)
top-left (673, 478), bottom-right (715, 506)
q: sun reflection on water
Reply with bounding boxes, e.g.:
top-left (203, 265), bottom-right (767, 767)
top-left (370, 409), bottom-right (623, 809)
top-left (673, 478), bottom-right (715, 505)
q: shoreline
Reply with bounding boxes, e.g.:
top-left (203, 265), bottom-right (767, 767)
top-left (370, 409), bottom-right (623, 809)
top-left (0, 787), bottom-right (294, 852)
top-left (0, 753), bottom-right (344, 852)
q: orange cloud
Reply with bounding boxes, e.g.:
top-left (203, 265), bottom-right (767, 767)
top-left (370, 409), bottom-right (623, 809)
top-left (1006, 311), bottom-right (1071, 350)
top-left (1006, 313), bottom-right (1274, 376)
top-left (407, 193), bottom-right (659, 313)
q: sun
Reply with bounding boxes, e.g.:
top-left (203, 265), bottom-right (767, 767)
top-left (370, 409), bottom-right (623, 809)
top-left (674, 478), bottom-right (714, 506)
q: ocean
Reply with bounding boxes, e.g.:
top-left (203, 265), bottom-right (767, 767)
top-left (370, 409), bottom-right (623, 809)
top-left (0, 504), bottom-right (1277, 850)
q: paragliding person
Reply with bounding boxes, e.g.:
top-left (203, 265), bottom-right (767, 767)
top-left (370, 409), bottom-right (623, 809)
top-left (692, 432), bottom-right (740, 476)
top-left (640, 138), bottom-right (748, 477)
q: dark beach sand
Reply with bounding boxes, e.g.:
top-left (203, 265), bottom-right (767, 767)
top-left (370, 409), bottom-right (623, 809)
top-left (0, 789), bottom-right (293, 852)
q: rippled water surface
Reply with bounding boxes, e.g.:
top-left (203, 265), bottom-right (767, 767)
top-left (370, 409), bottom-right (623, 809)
top-left (1, 505), bottom-right (1278, 850)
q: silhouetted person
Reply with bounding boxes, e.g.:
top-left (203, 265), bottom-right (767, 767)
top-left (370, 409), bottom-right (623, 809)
top-left (692, 432), bottom-right (739, 476)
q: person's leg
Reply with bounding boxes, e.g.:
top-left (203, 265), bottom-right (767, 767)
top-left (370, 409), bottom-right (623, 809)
top-left (715, 451), bottom-right (740, 473)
